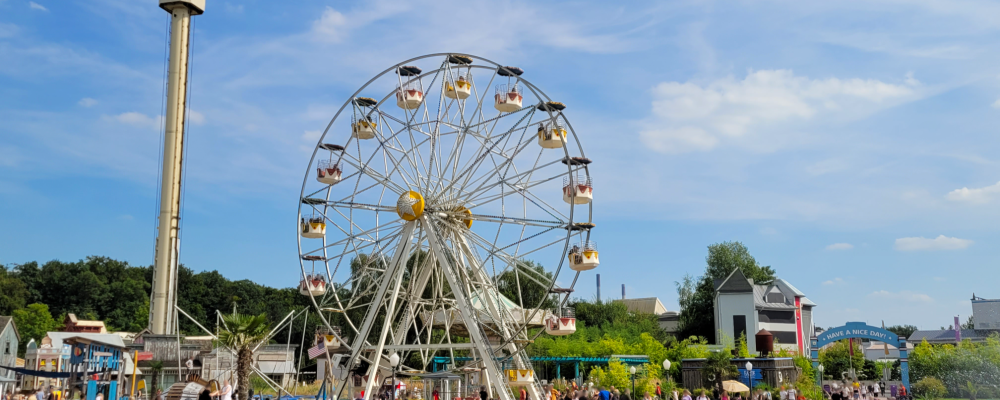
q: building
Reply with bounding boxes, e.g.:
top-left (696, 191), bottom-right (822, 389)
top-left (908, 294), bottom-right (1000, 345)
top-left (714, 269), bottom-right (816, 355)
top-left (862, 341), bottom-right (914, 361)
top-left (972, 295), bottom-right (1000, 330)
top-left (22, 332), bottom-right (126, 390)
top-left (63, 314), bottom-right (108, 334)
top-left (0, 317), bottom-right (19, 396)
top-left (612, 297), bottom-right (681, 334)
top-left (200, 344), bottom-right (298, 386)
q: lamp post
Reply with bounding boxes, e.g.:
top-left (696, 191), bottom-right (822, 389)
top-left (662, 359), bottom-right (672, 383)
top-left (389, 353), bottom-right (400, 400)
top-left (745, 362), bottom-right (753, 392)
top-left (817, 364), bottom-right (825, 386)
top-left (630, 366), bottom-right (637, 397)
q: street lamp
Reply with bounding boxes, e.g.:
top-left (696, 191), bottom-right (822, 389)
top-left (817, 364), bottom-right (825, 386)
top-left (662, 359), bottom-right (672, 385)
top-left (630, 366), bottom-right (637, 398)
top-left (389, 353), bottom-right (400, 400)
top-left (745, 362), bottom-right (753, 391)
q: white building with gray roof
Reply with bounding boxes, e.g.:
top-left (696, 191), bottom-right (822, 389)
top-left (714, 269), bottom-right (816, 355)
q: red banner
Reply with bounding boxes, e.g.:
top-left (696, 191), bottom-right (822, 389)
top-left (136, 352), bottom-right (154, 361)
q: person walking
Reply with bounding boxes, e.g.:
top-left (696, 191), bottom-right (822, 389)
top-left (680, 390), bottom-right (691, 400)
top-left (655, 385), bottom-right (662, 400)
top-left (599, 387), bottom-right (610, 400)
top-left (695, 391), bottom-right (708, 400)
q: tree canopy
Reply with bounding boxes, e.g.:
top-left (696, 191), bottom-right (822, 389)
top-left (675, 241), bottom-right (776, 342)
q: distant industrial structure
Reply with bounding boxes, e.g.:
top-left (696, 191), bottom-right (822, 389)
top-left (909, 294), bottom-right (1000, 345)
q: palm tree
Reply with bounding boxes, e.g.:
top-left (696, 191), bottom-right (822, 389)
top-left (217, 313), bottom-right (271, 400)
top-left (703, 350), bottom-right (737, 395)
top-left (149, 361), bottom-right (164, 392)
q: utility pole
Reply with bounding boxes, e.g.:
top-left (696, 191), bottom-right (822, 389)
top-left (150, 0), bottom-right (205, 335)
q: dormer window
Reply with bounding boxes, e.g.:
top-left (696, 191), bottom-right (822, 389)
top-left (766, 292), bottom-right (785, 303)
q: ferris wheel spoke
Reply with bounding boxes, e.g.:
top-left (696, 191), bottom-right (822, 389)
top-left (454, 118), bottom-right (539, 200)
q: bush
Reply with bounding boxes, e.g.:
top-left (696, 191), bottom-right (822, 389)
top-left (913, 377), bottom-right (946, 400)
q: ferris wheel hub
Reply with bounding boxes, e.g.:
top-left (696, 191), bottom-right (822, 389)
top-left (396, 191), bottom-right (426, 221)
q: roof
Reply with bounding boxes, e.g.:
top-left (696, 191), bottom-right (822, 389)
top-left (0, 316), bottom-right (18, 340)
top-left (613, 297), bottom-right (668, 315)
top-left (908, 329), bottom-right (995, 343)
top-left (752, 285), bottom-right (797, 310)
top-left (716, 269), bottom-right (754, 293)
top-left (44, 332), bottom-right (125, 349)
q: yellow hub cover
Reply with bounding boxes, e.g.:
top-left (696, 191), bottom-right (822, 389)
top-left (397, 191), bottom-right (425, 221)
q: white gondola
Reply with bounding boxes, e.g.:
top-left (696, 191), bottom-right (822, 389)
top-left (568, 241), bottom-right (599, 271)
top-left (352, 116), bottom-right (377, 140)
top-left (445, 75), bottom-right (472, 99)
top-left (506, 369), bottom-right (534, 387)
top-left (537, 123), bottom-right (567, 149)
top-left (300, 215), bottom-right (326, 239)
top-left (396, 84), bottom-right (424, 110)
top-left (563, 175), bottom-right (593, 204)
top-left (316, 160), bottom-right (342, 185)
top-left (299, 275), bottom-right (327, 296)
top-left (544, 308), bottom-right (576, 336)
top-left (494, 84), bottom-right (523, 112)
top-left (316, 327), bottom-right (341, 350)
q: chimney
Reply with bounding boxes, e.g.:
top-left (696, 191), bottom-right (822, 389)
top-left (596, 274), bottom-right (601, 302)
top-left (622, 284), bottom-right (626, 300)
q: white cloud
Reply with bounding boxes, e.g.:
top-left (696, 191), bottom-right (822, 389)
top-left (826, 243), bottom-right (853, 250)
top-left (822, 278), bottom-right (845, 286)
top-left (78, 98), bottom-right (98, 107)
top-left (947, 181), bottom-right (1000, 204)
top-left (105, 112), bottom-right (161, 129)
top-left (992, 99), bottom-right (1000, 109)
top-left (640, 69), bottom-right (919, 153)
top-left (311, 7), bottom-right (349, 43)
top-left (870, 290), bottom-right (934, 303)
top-left (894, 235), bottom-right (973, 251)
top-left (28, 1), bottom-right (47, 11)
top-left (188, 110), bottom-right (205, 125)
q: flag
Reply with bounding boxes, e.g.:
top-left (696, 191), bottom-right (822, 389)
top-left (307, 341), bottom-right (326, 359)
top-left (848, 338), bottom-right (854, 357)
top-left (882, 321), bottom-right (890, 356)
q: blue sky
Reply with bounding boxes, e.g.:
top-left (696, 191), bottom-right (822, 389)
top-left (3, 0), bottom-right (1000, 330)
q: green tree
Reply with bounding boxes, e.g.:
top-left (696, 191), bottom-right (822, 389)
top-left (818, 340), bottom-right (865, 381)
top-left (497, 260), bottom-right (555, 309)
top-left (0, 265), bottom-right (28, 315)
top-left (703, 349), bottom-right (737, 394)
top-left (885, 325), bottom-right (918, 339)
top-left (12, 303), bottom-right (58, 356)
top-left (913, 377), bottom-right (946, 400)
top-left (678, 242), bottom-right (776, 342)
top-left (217, 313), bottom-right (271, 400)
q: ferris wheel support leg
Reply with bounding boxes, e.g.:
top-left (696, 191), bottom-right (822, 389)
top-left (454, 232), bottom-right (544, 400)
top-left (424, 217), bottom-right (514, 400)
top-left (340, 221), bottom-right (417, 400)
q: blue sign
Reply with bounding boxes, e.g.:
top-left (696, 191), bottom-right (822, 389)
top-left (815, 322), bottom-right (900, 348)
top-left (738, 369), bottom-right (763, 387)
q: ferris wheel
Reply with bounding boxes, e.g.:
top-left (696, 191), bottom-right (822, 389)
top-left (296, 53), bottom-right (599, 400)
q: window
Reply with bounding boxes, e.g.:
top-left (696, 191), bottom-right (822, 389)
top-left (766, 292), bottom-right (785, 303)
top-left (4, 340), bottom-right (9, 355)
top-left (733, 315), bottom-right (747, 341)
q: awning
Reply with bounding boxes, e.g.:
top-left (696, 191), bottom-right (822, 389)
top-left (256, 361), bottom-right (295, 374)
top-left (121, 352), bottom-right (143, 375)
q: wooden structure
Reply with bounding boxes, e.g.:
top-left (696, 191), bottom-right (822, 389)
top-left (681, 358), bottom-right (798, 390)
